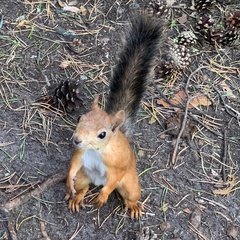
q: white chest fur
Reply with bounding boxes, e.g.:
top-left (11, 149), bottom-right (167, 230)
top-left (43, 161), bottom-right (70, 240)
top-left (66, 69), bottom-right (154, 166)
top-left (82, 149), bottom-right (106, 186)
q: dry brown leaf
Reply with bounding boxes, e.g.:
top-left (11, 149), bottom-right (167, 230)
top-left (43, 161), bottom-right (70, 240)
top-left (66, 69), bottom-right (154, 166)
top-left (157, 99), bottom-right (171, 107)
top-left (171, 90), bottom-right (186, 105)
top-left (212, 174), bottom-right (236, 195)
top-left (157, 90), bottom-right (211, 109)
top-left (59, 60), bottom-right (71, 69)
top-left (189, 95), bottom-right (211, 108)
top-left (62, 5), bottom-right (80, 13)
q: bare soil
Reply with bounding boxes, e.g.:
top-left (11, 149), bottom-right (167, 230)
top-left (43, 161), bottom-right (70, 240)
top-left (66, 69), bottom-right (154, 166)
top-left (0, 1), bottom-right (239, 240)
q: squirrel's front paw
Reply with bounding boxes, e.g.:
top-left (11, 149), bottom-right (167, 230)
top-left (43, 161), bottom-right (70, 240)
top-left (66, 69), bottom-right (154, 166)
top-left (65, 188), bottom-right (76, 201)
top-left (95, 192), bottom-right (108, 208)
top-left (68, 195), bottom-right (85, 212)
top-left (125, 201), bottom-right (143, 219)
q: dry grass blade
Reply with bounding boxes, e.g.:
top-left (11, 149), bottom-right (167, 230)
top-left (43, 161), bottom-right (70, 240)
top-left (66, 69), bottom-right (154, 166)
top-left (189, 221), bottom-right (209, 240)
top-left (69, 223), bottom-right (83, 240)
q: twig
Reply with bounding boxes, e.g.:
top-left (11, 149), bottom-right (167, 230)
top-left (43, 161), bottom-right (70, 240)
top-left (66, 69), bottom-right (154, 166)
top-left (39, 219), bottom-right (51, 240)
top-left (171, 66), bottom-right (209, 166)
top-left (222, 129), bottom-right (227, 182)
top-left (211, 84), bottom-right (239, 119)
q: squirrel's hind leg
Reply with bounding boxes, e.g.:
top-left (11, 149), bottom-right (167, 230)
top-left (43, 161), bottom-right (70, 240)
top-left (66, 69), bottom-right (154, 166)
top-left (67, 169), bottom-right (90, 212)
top-left (117, 174), bottom-right (142, 219)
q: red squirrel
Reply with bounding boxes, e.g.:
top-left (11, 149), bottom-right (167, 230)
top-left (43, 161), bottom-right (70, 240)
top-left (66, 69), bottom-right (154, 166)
top-left (65, 16), bottom-right (163, 218)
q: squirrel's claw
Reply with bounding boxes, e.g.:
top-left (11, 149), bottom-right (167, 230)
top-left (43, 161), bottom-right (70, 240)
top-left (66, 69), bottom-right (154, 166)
top-left (94, 192), bottom-right (108, 208)
top-left (68, 197), bottom-right (84, 212)
top-left (125, 201), bottom-right (143, 219)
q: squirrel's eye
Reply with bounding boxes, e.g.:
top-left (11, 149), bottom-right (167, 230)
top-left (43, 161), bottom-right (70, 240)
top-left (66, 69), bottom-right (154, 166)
top-left (77, 116), bottom-right (81, 122)
top-left (98, 131), bottom-right (106, 139)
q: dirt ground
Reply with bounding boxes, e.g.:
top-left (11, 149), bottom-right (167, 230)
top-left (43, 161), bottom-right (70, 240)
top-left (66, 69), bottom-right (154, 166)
top-left (0, 0), bottom-right (239, 240)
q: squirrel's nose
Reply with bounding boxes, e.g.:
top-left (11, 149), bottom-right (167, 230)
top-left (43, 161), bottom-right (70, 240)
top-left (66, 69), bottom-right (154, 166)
top-left (73, 137), bottom-right (81, 146)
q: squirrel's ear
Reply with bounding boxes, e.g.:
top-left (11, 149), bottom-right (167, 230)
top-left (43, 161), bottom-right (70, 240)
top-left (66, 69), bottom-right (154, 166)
top-left (111, 110), bottom-right (125, 132)
top-left (91, 95), bottom-right (100, 110)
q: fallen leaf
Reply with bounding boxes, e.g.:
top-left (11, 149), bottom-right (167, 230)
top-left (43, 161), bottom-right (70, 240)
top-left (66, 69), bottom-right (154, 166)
top-left (157, 90), bottom-right (211, 109)
top-left (59, 60), bottom-right (71, 69)
top-left (157, 99), bottom-right (171, 107)
top-left (189, 95), bottom-right (211, 108)
top-left (171, 89), bottom-right (187, 105)
top-left (62, 5), bottom-right (80, 13)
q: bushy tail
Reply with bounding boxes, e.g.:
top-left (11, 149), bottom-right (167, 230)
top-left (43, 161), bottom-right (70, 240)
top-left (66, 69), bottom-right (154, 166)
top-left (105, 16), bottom-right (164, 134)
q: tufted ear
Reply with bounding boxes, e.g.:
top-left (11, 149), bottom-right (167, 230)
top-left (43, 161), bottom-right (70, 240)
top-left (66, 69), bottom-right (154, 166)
top-left (110, 110), bottom-right (125, 132)
top-left (91, 95), bottom-right (100, 110)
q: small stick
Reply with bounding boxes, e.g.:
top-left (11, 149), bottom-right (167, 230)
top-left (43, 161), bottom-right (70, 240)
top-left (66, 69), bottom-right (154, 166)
top-left (171, 66), bottom-right (209, 166)
top-left (222, 129), bottom-right (227, 182)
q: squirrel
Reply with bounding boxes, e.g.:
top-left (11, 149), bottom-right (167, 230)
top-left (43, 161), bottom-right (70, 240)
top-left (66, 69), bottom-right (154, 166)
top-left (65, 16), bottom-right (163, 219)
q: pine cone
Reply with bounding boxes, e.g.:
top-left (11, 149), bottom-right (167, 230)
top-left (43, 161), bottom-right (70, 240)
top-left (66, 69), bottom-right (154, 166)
top-left (41, 80), bottom-right (83, 113)
top-left (220, 27), bottom-right (239, 45)
top-left (196, 15), bottom-right (215, 31)
top-left (194, 0), bottom-right (216, 13)
top-left (144, 0), bottom-right (169, 17)
top-left (203, 27), bottom-right (224, 44)
top-left (178, 31), bottom-right (198, 46)
top-left (169, 44), bottom-right (191, 69)
top-left (154, 58), bottom-right (174, 78)
top-left (225, 10), bottom-right (240, 28)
